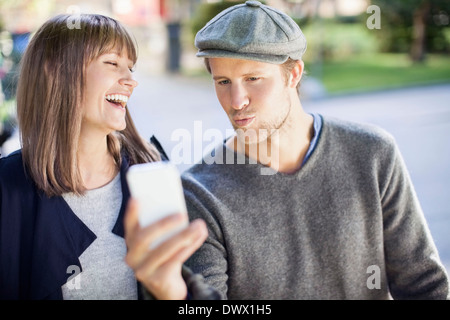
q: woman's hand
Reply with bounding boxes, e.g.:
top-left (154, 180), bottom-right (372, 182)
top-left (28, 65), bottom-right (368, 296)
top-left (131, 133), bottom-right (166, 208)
top-left (124, 198), bottom-right (208, 300)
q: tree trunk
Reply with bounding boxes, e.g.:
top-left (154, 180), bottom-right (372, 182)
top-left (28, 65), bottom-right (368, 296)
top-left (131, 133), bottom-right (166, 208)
top-left (410, 0), bottom-right (430, 63)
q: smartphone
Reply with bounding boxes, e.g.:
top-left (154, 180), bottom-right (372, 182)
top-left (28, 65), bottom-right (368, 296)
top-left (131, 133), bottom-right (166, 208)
top-left (126, 161), bottom-right (189, 248)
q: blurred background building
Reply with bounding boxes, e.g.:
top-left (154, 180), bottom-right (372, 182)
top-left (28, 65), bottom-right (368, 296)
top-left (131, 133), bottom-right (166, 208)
top-left (0, 0), bottom-right (203, 75)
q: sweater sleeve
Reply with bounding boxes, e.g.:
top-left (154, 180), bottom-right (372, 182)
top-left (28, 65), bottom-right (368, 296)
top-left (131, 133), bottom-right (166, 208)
top-left (381, 142), bottom-right (450, 299)
top-left (139, 265), bottom-right (221, 300)
top-left (183, 186), bottom-right (228, 300)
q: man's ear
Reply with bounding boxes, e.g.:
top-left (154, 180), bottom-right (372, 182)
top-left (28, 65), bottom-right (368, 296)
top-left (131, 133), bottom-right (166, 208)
top-left (289, 60), bottom-right (304, 89)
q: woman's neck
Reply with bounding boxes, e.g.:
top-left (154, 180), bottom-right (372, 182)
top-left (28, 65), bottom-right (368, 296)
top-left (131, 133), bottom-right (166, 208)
top-left (77, 132), bottom-right (118, 190)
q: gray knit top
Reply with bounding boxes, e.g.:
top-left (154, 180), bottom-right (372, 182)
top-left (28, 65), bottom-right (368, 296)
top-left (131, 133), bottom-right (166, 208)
top-left (61, 173), bottom-right (138, 300)
top-left (182, 115), bottom-right (450, 300)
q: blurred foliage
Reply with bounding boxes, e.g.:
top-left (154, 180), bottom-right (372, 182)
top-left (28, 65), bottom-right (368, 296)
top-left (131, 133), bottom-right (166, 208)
top-left (318, 53), bottom-right (450, 93)
top-left (188, 1), bottom-right (381, 64)
top-left (371, 0), bottom-right (450, 59)
top-left (301, 17), bottom-right (380, 64)
top-left (188, 0), bottom-right (449, 64)
top-left (189, 0), bottom-right (266, 40)
top-left (0, 99), bottom-right (16, 122)
top-left (1, 50), bottom-right (20, 100)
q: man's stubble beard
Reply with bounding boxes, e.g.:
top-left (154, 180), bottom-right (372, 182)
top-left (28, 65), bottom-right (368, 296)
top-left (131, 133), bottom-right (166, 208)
top-left (234, 96), bottom-right (292, 146)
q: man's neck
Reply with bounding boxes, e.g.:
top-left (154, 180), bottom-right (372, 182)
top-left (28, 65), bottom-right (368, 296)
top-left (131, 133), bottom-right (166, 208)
top-left (227, 106), bottom-right (314, 174)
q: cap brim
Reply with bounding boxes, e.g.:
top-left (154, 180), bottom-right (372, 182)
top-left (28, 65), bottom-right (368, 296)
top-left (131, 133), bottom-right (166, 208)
top-left (196, 49), bottom-right (289, 65)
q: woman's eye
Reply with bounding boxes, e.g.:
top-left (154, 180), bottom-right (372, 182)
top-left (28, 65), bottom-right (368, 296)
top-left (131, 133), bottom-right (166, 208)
top-left (248, 77), bottom-right (259, 81)
top-left (105, 61), bottom-right (118, 66)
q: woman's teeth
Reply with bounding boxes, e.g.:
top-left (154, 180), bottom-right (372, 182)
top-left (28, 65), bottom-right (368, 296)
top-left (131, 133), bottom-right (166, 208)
top-left (105, 94), bottom-right (128, 106)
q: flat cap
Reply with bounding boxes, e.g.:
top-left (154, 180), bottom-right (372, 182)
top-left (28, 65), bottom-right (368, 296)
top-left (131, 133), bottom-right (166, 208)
top-left (195, 0), bottom-right (307, 64)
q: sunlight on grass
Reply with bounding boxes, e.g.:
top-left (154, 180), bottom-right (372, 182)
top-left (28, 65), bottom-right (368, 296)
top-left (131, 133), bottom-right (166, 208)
top-left (307, 53), bottom-right (450, 94)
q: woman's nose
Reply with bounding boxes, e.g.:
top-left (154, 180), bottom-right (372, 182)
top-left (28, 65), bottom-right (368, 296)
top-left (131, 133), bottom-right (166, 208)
top-left (119, 77), bottom-right (138, 89)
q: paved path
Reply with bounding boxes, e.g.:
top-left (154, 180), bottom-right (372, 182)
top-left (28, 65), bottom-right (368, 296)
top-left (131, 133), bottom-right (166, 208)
top-left (129, 73), bottom-right (450, 275)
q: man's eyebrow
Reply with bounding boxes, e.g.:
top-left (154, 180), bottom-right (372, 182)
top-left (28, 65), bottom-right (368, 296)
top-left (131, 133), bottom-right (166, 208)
top-left (242, 71), bottom-right (263, 77)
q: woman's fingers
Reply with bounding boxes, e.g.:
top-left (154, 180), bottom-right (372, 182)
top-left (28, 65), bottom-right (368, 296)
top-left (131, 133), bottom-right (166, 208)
top-left (123, 199), bottom-right (208, 300)
top-left (131, 219), bottom-right (208, 281)
top-left (165, 219), bottom-right (208, 264)
top-left (143, 219), bottom-right (207, 267)
top-left (124, 197), bottom-right (208, 300)
top-left (133, 223), bottom-right (207, 301)
top-left (125, 213), bottom-right (186, 266)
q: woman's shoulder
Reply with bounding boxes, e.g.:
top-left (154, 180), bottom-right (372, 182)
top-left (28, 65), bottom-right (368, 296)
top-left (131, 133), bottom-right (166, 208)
top-left (150, 135), bottom-right (169, 161)
top-left (0, 149), bottom-right (30, 187)
top-left (0, 149), bottom-right (23, 170)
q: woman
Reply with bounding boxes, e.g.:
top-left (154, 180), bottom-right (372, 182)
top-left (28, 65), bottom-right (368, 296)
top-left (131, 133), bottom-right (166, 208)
top-left (0, 14), bottom-right (208, 300)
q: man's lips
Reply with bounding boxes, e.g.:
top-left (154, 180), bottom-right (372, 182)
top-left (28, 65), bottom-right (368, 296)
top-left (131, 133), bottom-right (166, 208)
top-left (233, 116), bottom-right (255, 127)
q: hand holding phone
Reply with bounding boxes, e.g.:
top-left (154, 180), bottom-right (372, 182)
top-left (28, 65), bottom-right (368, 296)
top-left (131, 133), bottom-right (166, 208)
top-left (126, 161), bottom-right (188, 248)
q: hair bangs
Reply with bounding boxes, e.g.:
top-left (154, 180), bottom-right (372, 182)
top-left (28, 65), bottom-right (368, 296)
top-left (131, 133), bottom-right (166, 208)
top-left (83, 14), bottom-right (138, 66)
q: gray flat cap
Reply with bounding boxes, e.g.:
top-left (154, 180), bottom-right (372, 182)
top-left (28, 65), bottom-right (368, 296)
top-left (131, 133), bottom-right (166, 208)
top-left (195, 0), bottom-right (306, 64)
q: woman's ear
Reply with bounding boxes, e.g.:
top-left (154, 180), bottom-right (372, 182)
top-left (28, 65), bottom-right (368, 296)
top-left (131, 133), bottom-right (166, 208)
top-left (289, 60), bottom-right (304, 89)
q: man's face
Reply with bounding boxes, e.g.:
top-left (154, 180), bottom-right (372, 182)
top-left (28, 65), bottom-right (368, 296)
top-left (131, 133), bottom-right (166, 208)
top-left (209, 57), bottom-right (292, 145)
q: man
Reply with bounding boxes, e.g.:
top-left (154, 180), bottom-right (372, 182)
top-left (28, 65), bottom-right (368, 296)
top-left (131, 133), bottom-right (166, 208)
top-left (180, 1), bottom-right (449, 299)
top-left (125, 1), bottom-right (448, 300)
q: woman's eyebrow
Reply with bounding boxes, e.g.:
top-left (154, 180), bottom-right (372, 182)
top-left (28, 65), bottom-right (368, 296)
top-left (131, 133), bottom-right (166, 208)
top-left (103, 52), bottom-right (120, 56)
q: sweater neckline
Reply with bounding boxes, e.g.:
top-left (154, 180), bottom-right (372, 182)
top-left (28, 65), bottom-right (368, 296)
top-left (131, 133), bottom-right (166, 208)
top-left (221, 114), bottom-right (325, 179)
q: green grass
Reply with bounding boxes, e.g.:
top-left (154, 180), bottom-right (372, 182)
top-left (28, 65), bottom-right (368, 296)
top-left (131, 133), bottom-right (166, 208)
top-left (306, 53), bottom-right (450, 94)
top-left (0, 99), bottom-right (16, 122)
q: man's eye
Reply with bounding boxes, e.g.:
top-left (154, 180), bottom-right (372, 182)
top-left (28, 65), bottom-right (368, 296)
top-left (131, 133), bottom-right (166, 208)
top-left (248, 77), bottom-right (259, 81)
top-left (218, 80), bottom-right (230, 85)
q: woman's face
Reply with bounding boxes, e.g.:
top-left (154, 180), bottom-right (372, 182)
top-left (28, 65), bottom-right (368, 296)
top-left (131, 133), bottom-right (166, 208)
top-left (81, 49), bottom-right (138, 136)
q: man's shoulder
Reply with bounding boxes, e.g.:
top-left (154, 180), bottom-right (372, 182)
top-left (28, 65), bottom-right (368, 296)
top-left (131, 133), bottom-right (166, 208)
top-left (181, 158), bottom-right (226, 187)
top-left (182, 143), bottom-right (228, 175)
top-left (181, 142), bottom-right (247, 196)
top-left (322, 115), bottom-right (397, 150)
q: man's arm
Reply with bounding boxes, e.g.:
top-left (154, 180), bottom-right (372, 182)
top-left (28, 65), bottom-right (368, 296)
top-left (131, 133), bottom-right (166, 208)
top-left (183, 190), bottom-right (228, 300)
top-left (381, 142), bottom-right (449, 299)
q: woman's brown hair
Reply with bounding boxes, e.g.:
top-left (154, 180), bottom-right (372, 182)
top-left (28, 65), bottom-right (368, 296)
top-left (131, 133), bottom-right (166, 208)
top-left (16, 14), bottom-right (160, 197)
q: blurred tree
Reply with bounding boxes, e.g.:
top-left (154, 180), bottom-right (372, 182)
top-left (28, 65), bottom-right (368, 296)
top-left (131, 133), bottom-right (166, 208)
top-left (371, 0), bottom-right (450, 63)
top-left (190, 0), bottom-right (267, 39)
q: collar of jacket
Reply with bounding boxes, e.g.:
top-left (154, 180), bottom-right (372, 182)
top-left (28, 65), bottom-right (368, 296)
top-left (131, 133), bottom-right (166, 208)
top-left (28, 153), bottom-right (131, 299)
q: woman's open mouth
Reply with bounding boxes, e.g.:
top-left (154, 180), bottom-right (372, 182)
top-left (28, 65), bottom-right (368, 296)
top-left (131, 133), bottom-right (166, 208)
top-left (105, 94), bottom-right (128, 110)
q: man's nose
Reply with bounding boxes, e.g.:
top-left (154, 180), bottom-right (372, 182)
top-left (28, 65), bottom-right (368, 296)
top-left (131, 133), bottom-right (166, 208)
top-left (230, 83), bottom-right (249, 110)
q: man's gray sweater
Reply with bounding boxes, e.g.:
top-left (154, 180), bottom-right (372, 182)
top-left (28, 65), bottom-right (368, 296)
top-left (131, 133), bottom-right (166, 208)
top-left (182, 115), bottom-right (449, 300)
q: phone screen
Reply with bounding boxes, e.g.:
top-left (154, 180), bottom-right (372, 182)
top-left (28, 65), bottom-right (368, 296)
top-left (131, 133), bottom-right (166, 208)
top-left (126, 161), bottom-right (188, 248)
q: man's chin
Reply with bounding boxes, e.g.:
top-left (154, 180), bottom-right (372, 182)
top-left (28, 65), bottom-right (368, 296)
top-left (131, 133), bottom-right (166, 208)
top-left (235, 128), bottom-right (274, 145)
